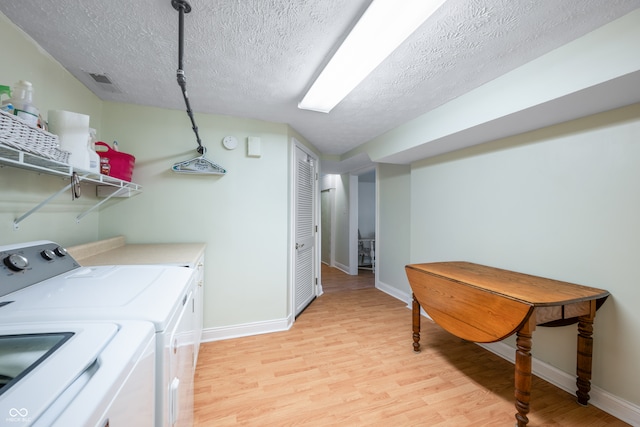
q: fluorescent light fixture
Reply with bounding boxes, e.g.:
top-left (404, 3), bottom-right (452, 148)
top-left (298, 0), bottom-right (447, 113)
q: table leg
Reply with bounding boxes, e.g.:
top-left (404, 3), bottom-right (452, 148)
top-left (514, 315), bottom-right (536, 427)
top-left (412, 293), bottom-right (421, 353)
top-left (576, 300), bottom-right (597, 406)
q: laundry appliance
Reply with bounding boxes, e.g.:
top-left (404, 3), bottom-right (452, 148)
top-left (0, 240), bottom-right (198, 426)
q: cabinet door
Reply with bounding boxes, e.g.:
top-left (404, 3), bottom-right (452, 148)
top-left (168, 290), bottom-right (195, 427)
top-left (193, 256), bottom-right (204, 369)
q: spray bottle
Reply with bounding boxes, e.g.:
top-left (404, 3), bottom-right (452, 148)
top-left (10, 80), bottom-right (39, 127)
top-left (0, 85), bottom-right (13, 114)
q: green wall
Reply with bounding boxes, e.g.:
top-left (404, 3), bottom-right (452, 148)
top-left (1, 12), bottom-right (301, 329)
top-left (369, 9), bottom-right (640, 410)
top-left (98, 102), bottom-right (292, 327)
top-left (372, 103), bottom-right (640, 412)
top-left (377, 163), bottom-right (411, 297)
top-left (0, 12), bottom-right (103, 245)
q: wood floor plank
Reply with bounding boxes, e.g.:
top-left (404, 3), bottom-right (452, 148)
top-left (194, 265), bottom-right (628, 426)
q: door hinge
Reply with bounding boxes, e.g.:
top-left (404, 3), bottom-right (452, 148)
top-left (315, 225), bottom-right (318, 232)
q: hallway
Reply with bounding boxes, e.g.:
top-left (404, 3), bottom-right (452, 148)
top-left (321, 263), bottom-right (374, 293)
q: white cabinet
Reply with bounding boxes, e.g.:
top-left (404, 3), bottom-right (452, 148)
top-left (166, 284), bottom-right (196, 427)
top-left (192, 254), bottom-right (204, 370)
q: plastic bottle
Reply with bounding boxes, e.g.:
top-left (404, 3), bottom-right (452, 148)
top-left (87, 128), bottom-right (100, 174)
top-left (0, 85), bottom-right (13, 114)
top-left (10, 80), bottom-right (39, 127)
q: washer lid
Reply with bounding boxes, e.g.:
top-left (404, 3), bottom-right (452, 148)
top-left (0, 323), bottom-right (117, 424)
top-left (0, 265), bottom-right (194, 331)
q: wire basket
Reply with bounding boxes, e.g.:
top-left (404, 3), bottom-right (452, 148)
top-left (0, 109), bottom-right (70, 163)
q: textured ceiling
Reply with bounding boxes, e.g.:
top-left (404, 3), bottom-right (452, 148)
top-left (1, 0), bottom-right (639, 160)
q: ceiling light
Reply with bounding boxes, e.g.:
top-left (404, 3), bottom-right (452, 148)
top-left (298, 0), bottom-right (447, 113)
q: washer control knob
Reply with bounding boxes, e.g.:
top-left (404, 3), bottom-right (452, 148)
top-left (41, 249), bottom-right (56, 261)
top-left (3, 254), bottom-right (29, 272)
top-left (54, 247), bottom-right (68, 257)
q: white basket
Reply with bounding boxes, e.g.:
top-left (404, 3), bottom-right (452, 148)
top-left (0, 109), bottom-right (70, 163)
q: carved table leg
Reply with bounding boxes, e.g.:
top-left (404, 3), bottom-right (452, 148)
top-left (514, 315), bottom-right (536, 427)
top-left (412, 293), bottom-right (421, 353)
top-left (576, 300), bottom-right (597, 406)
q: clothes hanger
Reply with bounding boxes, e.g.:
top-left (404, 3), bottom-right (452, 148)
top-left (171, 147), bottom-right (227, 174)
top-left (170, 0), bottom-right (226, 175)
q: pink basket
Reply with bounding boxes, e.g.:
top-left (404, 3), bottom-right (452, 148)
top-left (95, 141), bottom-right (135, 181)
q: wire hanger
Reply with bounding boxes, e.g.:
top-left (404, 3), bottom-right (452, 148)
top-left (170, 0), bottom-right (227, 175)
top-left (171, 147), bottom-right (227, 174)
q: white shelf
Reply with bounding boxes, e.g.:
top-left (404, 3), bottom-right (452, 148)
top-left (0, 143), bottom-right (142, 228)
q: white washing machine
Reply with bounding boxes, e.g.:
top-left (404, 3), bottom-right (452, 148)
top-left (0, 320), bottom-right (155, 427)
top-left (0, 241), bottom-right (198, 426)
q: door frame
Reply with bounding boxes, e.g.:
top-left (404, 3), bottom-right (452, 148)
top-left (289, 138), bottom-right (321, 325)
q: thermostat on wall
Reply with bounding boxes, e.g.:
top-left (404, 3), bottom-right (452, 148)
top-left (222, 135), bottom-right (238, 150)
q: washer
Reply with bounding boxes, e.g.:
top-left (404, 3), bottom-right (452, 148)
top-left (0, 241), bottom-right (198, 427)
top-left (0, 320), bottom-right (155, 427)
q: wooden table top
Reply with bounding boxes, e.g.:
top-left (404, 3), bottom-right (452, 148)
top-left (406, 262), bottom-right (609, 307)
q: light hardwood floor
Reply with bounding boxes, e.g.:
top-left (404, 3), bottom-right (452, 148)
top-left (194, 266), bottom-right (628, 426)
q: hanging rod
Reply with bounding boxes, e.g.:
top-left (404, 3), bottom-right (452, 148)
top-left (172, 0), bottom-right (204, 155)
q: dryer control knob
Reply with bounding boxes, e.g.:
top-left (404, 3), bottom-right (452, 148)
top-left (3, 254), bottom-right (29, 272)
top-left (54, 246), bottom-right (68, 257)
top-left (41, 249), bottom-right (56, 261)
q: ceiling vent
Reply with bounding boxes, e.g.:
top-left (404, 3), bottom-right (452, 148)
top-left (86, 72), bottom-right (122, 94)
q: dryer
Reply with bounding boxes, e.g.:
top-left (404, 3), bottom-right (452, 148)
top-left (0, 240), bottom-right (197, 426)
top-left (0, 320), bottom-right (155, 427)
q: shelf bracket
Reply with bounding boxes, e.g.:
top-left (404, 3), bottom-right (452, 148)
top-left (14, 180), bottom-right (74, 229)
top-left (76, 186), bottom-right (129, 222)
top-left (3, 143), bottom-right (142, 229)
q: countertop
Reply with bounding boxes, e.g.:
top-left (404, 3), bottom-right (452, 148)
top-left (67, 236), bottom-right (206, 267)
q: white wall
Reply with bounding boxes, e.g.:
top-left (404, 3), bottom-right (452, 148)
top-left (332, 173), bottom-right (351, 272)
top-left (376, 164), bottom-right (411, 297)
top-left (320, 175), bottom-right (337, 265)
top-left (358, 181), bottom-right (375, 238)
top-left (409, 104), bottom-right (640, 406)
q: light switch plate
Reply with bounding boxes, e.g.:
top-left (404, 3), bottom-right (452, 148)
top-left (247, 137), bottom-right (261, 157)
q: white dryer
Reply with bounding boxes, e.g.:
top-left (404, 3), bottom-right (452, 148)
top-left (0, 241), bottom-right (198, 426)
top-left (0, 320), bottom-right (155, 427)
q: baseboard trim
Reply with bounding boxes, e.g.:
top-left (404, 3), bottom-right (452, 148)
top-left (333, 262), bottom-right (350, 275)
top-left (201, 315), bottom-right (292, 343)
top-left (376, 280), bottom-right (640, 425)
top-left (477, 341), bottom-right (640, 426)
top-left (376, 279), bottom-right (412, 307)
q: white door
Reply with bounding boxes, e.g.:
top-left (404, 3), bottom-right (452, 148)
top-left (294, 144), bottom-right (317, 316)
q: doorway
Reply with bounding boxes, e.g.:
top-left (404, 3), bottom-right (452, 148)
top-left (357, 170), bottom-right (376, 272)
top-left (319, 169), bottom-right (376, 288)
